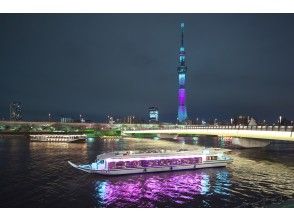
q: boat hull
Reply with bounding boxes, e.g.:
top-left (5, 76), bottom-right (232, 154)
top-left (31, 138), bottom-right (86, 143)
top-left (68, 160), bottom-right (230, 176)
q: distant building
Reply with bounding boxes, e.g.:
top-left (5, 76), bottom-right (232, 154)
top-left (117, 115), bottom-right (145, 124)
top-left (233, 115), bottom-right (250, 126)
top-left (194, 118), bottom-right (200, 125)
top-left (122, 116), bottom-right (135, 124)
top-left (79, 114), bottom-right (85, 123)
top-left (60, 117), bottom-right (73, 123)
top-left (127, 116), bottom-right (135, 124)
top-left (10, 102), bottom-right (22, 121)
top-left (186, 119), bottom-right (193, 125)
top-left (278, 116), bottom-right (292, 126)
top-left (148, 107), bottom-right (159, 123)
top-left (248, 117), bottom-right (257, 126)
top-left (108, 116), bottom-right (114, 124)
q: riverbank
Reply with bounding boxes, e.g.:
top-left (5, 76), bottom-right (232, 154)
top-left (0, 129), bottom-right (122, 138)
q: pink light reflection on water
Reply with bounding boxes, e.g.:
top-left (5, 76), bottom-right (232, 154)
top-left (95, 171), bottom-right (211, 207)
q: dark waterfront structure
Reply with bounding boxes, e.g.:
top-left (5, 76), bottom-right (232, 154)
top-left (177, 23), bottom-right (188, 123)
top-left (9, 102), bottom-right (22, 121)
top-left (148, 107), bottom-right (159, 123)
top-left (60, 117), bottom-right (74, 123)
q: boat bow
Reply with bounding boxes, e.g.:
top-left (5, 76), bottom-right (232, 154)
top-left (68, 161), bottom-right (93, 173)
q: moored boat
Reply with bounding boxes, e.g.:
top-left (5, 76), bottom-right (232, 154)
top-left (68, 148), bottom-right (233, 175)
top-left (30, 134), bottom-right (87, 143)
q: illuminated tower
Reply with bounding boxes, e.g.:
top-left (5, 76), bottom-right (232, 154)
top-left (177, 22), bottom-right (188, 123)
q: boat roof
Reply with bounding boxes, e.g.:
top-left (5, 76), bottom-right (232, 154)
top-left (30, 134), bottom-right (86, 137)
top-left (97, 148), bottom-right (230, 160)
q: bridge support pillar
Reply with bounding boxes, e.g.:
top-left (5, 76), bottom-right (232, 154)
top-left (232, 137), bottom-right (270, 148)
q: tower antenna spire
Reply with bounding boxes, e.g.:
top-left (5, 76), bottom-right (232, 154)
top-left (181, 22), bottom-right (184, 47)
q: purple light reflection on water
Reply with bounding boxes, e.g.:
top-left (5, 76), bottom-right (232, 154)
top-left (94, 170), bottom-right (226, 207)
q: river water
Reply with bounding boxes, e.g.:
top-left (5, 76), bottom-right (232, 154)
top-left (0, 136), bottom-right (293, 208)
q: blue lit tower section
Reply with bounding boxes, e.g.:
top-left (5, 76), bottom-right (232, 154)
top-left (177, 22), bottom-right (188, 123)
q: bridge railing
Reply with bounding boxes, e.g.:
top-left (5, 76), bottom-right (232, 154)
top-left (124, 125), bottom-right (294, 132)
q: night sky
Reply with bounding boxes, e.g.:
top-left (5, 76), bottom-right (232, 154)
top-left (0, 14), bottom-right (293, 123)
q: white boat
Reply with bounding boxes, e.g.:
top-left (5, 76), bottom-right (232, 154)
top-left (30, 134), bottom-right (87, 143)
top-left (68, 148), bottom-right (233, 175)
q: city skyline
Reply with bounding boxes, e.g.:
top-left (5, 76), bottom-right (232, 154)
top-left (0, 0), bottom-right (294, 210)
top-left (1, 14), bottom-right (294, 122)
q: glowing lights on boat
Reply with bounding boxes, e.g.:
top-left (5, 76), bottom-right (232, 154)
top-left (107, 154), bottom-right (204, 162)
top-left (106, 155), bottom-right (203, 170)
top-left (30, 134), bottom-right (86, 142)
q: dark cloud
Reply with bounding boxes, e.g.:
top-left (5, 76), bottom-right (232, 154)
top-left (0, 14), bottom-right (293, 122)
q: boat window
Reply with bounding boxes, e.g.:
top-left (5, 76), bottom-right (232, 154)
top-left (99, 160), bottom-right (104, 164)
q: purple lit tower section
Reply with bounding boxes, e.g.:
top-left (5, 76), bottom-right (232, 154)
top-left (177, 23), bottom-right (188, 123)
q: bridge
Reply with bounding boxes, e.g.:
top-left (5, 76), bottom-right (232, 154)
top-left (122, 125), bottom-right (294, 142)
